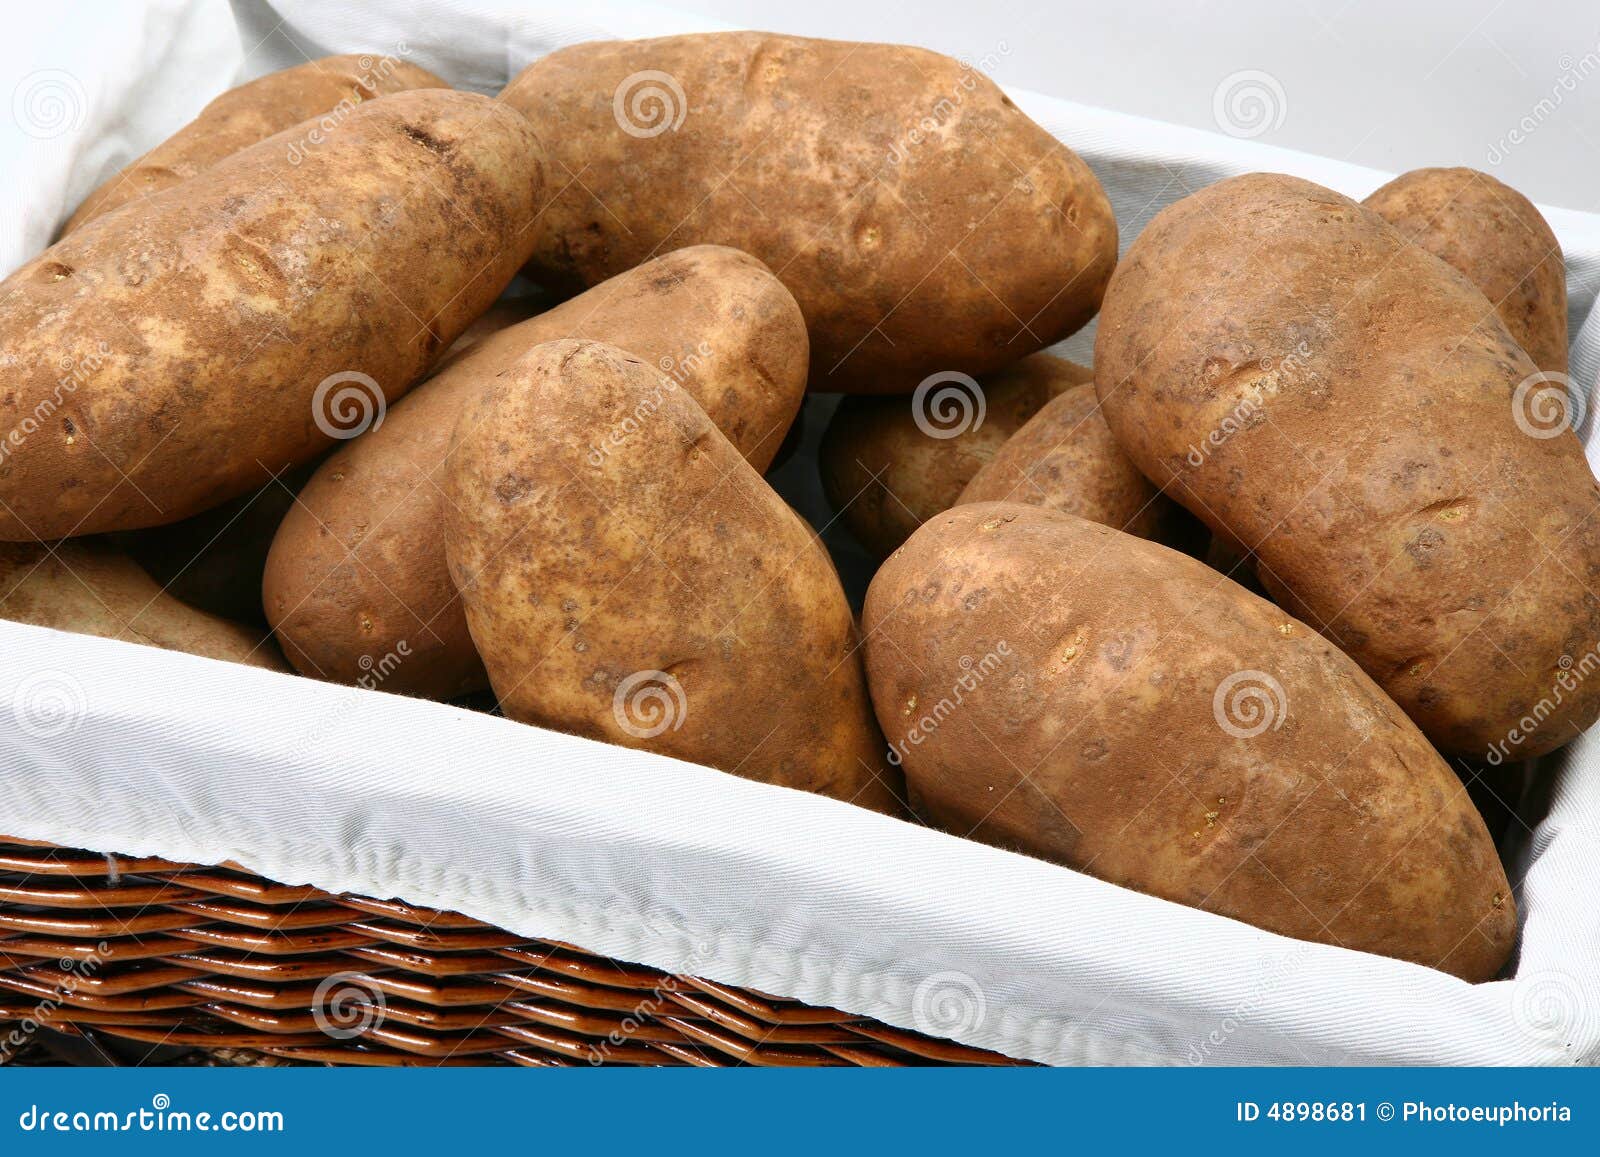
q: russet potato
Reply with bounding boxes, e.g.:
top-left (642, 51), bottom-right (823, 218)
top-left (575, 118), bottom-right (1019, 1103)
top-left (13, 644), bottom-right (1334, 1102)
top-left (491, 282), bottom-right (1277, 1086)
top-left (444, 339), bottom-right (900, 812)
top-left (64, 54), bottom-right (446, 233)
top-left (864, 502), bottom-right (1515, 981)
top-left (1365, 167), bottom-right (1567, 376)
top-left (0, 542), bottom-right (286, 669)
top-left (0, 89), bottom-right (547, 541)
top-left (264, 246), bottom-right (808, 698)
top-left (501, 33), bottom-right (1116, 392)
top-left (1096, 173), bottom-right (1600, 759)
top-left (819, 354), bottom-right (1092, 557)
top-left (956, 382), bottom-right (1190, 545)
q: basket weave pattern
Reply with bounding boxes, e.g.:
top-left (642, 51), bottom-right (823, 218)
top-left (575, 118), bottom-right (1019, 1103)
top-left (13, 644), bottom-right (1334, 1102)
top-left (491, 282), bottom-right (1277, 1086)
top-left (0, 838), bottom-right (1017, 1066)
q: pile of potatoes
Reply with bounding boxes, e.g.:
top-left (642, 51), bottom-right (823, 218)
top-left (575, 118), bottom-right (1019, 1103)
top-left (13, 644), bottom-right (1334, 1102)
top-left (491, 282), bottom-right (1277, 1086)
top-left (1, 35), bottom-right (1590, 985)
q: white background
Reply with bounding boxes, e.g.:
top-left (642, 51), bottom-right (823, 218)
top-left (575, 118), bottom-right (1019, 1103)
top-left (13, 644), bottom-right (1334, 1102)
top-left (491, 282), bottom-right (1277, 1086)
top-left (2, 0), bottom-right (1597, 240)
top-left (691, 0), bottom-right (1600, 212)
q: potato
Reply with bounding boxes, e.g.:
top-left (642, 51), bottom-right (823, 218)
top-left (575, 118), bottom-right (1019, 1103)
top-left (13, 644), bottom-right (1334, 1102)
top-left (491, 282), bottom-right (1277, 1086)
top-left (0, 542), bottom-right (286, 669)
top-left (863, 502), bottom-right (1515, 981)
top-left (0, 90), bottom-right (546, 542)
top-left (1364, 167), bottom-right (1567, 376)
top-left (820, 354), bottom-right (1091, 557)
top-left (265, 246), bottom-right (808, 699)
top-left (956, 383), bottom-right (1188, 543)
top-left (65, 54), bottom-right (445, 232)
top-left (445, 339), bottom-right (901, 812)
top-left (1096, 173), bottom-right (1600, 759)
top-left (501, 33), bottom-right (1116, 392)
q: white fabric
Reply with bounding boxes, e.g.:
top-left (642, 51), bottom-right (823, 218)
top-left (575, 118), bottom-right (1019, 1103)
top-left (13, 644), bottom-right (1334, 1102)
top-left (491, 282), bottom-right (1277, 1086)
top-left (2, 0), bottom-right (1599, 1066)
top-left (0, 0), bottom-right (240, 272)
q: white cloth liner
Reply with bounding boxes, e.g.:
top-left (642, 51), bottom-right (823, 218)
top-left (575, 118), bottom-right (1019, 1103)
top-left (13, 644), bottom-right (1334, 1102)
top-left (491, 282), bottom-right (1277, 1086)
top-left (1, 0), bottom-right (1598, 1066)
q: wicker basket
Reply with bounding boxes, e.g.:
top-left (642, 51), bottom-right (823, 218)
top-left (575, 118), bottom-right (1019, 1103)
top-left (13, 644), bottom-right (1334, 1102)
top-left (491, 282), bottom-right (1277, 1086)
top-left (0, 836), bottom-right (1020, 1067)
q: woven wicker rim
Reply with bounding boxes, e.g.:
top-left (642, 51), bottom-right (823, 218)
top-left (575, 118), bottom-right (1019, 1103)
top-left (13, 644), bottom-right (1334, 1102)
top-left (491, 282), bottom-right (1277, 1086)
top-left (0, 837), bottom-right (1021, 1066)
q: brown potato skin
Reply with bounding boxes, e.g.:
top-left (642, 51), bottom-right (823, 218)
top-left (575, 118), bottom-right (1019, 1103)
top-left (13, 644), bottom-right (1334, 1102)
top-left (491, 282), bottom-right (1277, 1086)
top-left (864, 502), bottom-right (1515, 981)
top-left (0, 90), bottom-right (547, 542)
top-left (956, 382), bottom-right (1186, 542)
top-left (501, 33), bottom-right (1116, 392)
top-left (0, 542), bottom-right (286, 670)
top-left (65, 54), bottom-right (446, 233)
top-left (1096, 173), bottom-right (1600, 759)
top-left (1364, 167), bottom-right (1567, 376)
top-left (264, 246), bottom-right (808, 699)
top-left (819, 354), bottom-right (1092, 557)
top-left (445, 339), bottom-right (900, 812)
